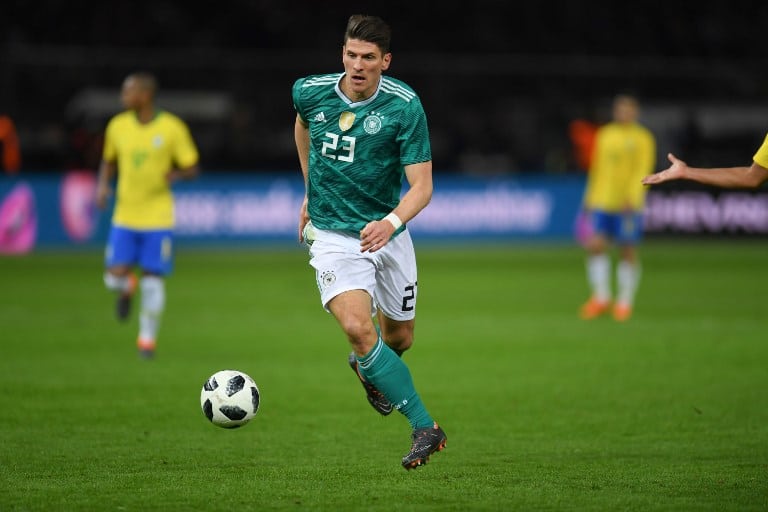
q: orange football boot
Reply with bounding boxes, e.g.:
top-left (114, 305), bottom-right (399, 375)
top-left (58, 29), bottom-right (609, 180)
top-left (579, 298), bottom-right (611, 319)
top-left (612, 303), bottom-right (633, 322)
top-left (137, 337), bottom-right (156, 359)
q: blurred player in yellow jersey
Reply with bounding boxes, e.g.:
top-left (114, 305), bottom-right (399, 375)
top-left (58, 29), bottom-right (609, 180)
top-left (96, 72), bottom-right (199, 358)
top-left (580, 94), bottom-right (656, 322)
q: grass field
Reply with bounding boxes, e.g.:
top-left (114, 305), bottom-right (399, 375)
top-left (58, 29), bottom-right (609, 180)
top-left (1, 240), bottom-right (767, 511)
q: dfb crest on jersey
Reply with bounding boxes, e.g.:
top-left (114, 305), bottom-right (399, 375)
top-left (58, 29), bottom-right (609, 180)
top-left (363, 114), bottom-right (383, 135)
top-left (338, 112), bottom-right (356, 131)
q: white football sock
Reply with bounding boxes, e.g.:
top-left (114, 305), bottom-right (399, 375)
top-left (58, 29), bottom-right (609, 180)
top-left (617, 261), bottom-right (641, 306)
top-left (139, 276), bottom-right (165, 342)
top-left (586, 254), bottom-right (611, 302)
top-left (103, 272), bottom-right (131, 293)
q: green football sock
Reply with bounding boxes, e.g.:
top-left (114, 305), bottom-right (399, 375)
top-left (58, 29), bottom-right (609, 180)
top-left (357, 338), bottom-right (434, 429)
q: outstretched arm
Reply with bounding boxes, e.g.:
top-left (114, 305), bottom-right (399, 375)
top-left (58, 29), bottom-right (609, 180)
top-left (643, 153), bottom-right (768, 189)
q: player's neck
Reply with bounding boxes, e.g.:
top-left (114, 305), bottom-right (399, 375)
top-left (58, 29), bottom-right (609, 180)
top-left (134, 106), bottom-right (157, 125)
top-left (339, 75), bottom-right (378, 103)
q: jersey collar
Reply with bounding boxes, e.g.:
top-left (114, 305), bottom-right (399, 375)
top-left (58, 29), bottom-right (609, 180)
top-left (132, 109), bottom-right (161, 125)
top-left (335, 74), bottom-right (381, 108)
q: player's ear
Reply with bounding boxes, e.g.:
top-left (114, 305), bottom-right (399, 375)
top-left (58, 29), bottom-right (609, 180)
top-left (381, 52), bottom-right (392, 71)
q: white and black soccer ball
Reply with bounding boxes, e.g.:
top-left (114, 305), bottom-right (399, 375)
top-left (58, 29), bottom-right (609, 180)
top-left (200, 369), bottom-right (260, 428)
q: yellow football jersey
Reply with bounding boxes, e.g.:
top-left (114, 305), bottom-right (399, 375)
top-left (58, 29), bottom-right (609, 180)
top-left (752, 133), bottom-right (768, 168)
top-left (584, 122), bottom-right (656, 212)
top-left (103, 111), bottom-right (198, 229)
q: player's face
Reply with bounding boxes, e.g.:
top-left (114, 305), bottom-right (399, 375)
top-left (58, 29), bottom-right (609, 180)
top-left (341, 39), bottom-right (391, 101)
top-left (120, 77), bottom-right (148, 111)
top-left (613, 98), bottom-right (639, 124)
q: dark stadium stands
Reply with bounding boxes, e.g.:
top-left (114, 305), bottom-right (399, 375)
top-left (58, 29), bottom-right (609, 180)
top-left (1, 0), bottom-right (766, 173)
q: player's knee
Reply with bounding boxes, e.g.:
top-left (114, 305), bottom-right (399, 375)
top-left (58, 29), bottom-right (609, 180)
top-left (382, 324), bottom-right (414, 352)
top-left (103, 270), bottom-right (129, 292)
top-left (585, 236), bottom-right (607, 254)
top-left (340, 317), bottom-right (377, 349)
top-left (103, 271), bottom-right (119, 291)
top-left (620, 249), bottom-right (638, 263)
top-left (388, 337), bottom-right (413, 353)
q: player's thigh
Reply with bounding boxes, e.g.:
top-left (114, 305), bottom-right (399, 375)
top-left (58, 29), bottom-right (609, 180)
top-left (138, 230), bottom-right (173, 275)
top-left (309, 231), bottom-right (377, 313)
top-left (374, 230), bottom-right (418, 321)
top-left (105, 225), bottom-right (139, 268)
top-left (590, 210), bottom-right (618, 238)
top-left (616, 213), bottom-right (644, 246)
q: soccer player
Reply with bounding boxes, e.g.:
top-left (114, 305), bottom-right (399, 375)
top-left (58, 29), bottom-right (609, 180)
top-left (96, 72), bottom-right (199, 358)
top-left (292, 14), bottom-right (446, 470)
top-left (579, 94), bottom-right (656, 322)
top-left (642, 135), bottom-right (768, 189)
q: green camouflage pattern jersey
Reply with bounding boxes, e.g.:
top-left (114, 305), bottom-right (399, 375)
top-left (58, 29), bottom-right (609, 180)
top-left (293, 73), bottom-right (431, 233)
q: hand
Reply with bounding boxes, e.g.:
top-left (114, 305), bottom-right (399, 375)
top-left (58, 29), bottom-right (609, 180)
top-left (298, 197), bottom-right (309, 244)
top-left (360, 219), bottom-right (395, 253)
top-left (166, 169), bottom-right (187, 183)
top-left (642, 153), bottom-right (687, 185)
top-left (166, 166), bottom-right (199, 183)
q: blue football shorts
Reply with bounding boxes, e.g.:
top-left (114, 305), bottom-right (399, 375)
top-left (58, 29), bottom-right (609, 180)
top-left (105, 225), bottom-right (174, 275)
top-left (589, 210), bottom-right (644, 245)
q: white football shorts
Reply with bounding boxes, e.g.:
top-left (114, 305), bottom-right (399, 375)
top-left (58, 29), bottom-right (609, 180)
top-left (308, 226), bottom-right (418, 321)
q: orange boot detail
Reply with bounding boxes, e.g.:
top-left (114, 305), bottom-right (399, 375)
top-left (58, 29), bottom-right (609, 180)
top-left (137, 337), bottom-right (156, 359)
top-left (612, 303), bottom-right (632, 322)
top-left (579, 298), bottom-right (611, 320)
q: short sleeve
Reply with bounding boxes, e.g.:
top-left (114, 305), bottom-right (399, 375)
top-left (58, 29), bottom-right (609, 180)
top-left (396, 96), bottom-right (431, 165)
top-left (752, 133), bottom-right (768, 168)
top-left (102, 118), bottom-right (117, 162)
top-left (292, 78), bottom-right (307, 123)
top-left (173, 120), bottom-right (199, 169)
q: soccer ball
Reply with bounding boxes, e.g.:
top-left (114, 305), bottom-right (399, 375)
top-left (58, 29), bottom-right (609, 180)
top-left (200, 369), bottom-right (260, 428)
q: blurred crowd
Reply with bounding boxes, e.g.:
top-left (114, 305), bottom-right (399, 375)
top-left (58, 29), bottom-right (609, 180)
top-left (2, 0), bottom-right (767, 174)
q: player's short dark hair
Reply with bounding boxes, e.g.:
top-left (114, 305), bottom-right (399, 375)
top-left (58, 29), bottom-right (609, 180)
top-left (614, 93), bottom-right (639, 108)
top-left (344, 15), bottom-right (391, 54)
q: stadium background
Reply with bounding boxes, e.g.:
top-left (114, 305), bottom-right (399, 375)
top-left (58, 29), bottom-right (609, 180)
top-left (2, 4), bottom-right (768, 510)
top-left (1, 0), bottom-right (767, 248)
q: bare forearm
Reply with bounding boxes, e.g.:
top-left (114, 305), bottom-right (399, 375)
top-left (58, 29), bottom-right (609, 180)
top-left (359, 161), bottom-right (432, 253)
top-left (393, 181), bottom-right (432, 224)
top-left (97, 160), bottom-right (115, 185)
top-left (644, 153), bottom-right (768, 189)
top-left (96, 160), bottom-right (116, 209)
top-left (169, 164), bottom-right (199, 182)
top-left (294, 115), bottom-right (311, 240)
top-left (395, 161), bottom-right (433, 224)
top-left (682, 165), bottom-right (767, 189)
top-left (294, 116), bottom-right (310, 186)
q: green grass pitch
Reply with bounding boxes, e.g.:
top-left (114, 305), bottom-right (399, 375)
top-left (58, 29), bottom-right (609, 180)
top-left (1, 240), bottom-right (766, 511)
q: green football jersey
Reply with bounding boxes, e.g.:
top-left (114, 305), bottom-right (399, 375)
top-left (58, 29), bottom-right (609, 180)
top-left (293, 73), bottom-right (431, 232)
